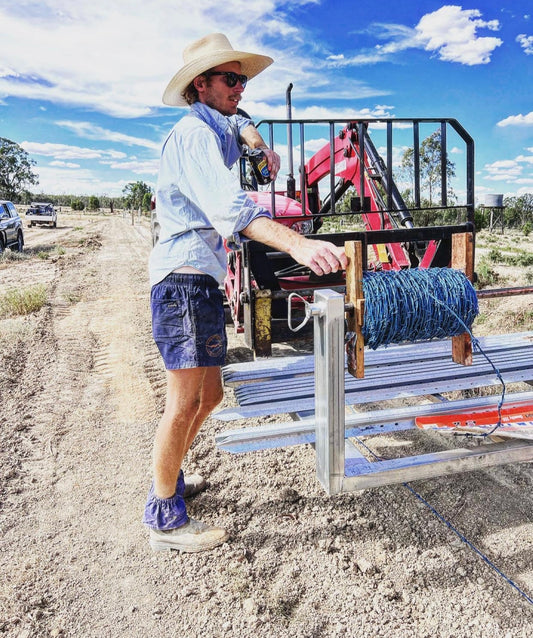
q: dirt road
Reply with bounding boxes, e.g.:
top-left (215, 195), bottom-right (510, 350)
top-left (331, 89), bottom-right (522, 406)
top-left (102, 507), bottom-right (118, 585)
top-left (1, 213), bottom-right (532, 637)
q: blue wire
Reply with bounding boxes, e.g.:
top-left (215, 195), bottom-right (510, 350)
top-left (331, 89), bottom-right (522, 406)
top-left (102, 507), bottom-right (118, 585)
top-left (362, 268), bottom-right (479, 349)
top-left (358, 268), bottom-right (506, 436)
top-left (354, 436), bottom-right (533, 606)
top-left (348, 268), bottom-right (529, 602)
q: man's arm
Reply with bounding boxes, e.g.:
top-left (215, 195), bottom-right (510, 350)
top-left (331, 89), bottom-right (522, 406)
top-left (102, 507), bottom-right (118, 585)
top-left (242, 216), bottom-right (347, 277)
top-left (239, 124), bottom-right (280, 180)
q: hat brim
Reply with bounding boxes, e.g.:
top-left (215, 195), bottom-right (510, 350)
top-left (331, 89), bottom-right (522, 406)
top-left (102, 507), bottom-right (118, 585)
top-left (162, 50), bottom-right (273, 106)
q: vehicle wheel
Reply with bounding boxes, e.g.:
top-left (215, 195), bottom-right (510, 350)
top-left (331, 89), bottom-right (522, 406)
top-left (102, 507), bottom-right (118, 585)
top-left (53, 220), bottom-right (57, 228)
top-left (0, 236), bottom-right (5, 254)
top-left (16, 231), bottom-right (24, 252)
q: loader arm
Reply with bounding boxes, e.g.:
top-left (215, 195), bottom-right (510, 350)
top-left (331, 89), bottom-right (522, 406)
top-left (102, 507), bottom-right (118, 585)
top-left (304, 123), bottom-right (441, 270)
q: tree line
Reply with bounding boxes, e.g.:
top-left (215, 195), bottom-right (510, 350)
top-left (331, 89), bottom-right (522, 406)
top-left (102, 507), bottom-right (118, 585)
top-left (1, 136), bottom-right (153, 213)
top-left (1, 134), bottom-right (531, 231)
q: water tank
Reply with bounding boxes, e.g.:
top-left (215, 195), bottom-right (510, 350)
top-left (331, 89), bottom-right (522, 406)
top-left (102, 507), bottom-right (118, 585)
top-left (485, 194), bottom-right (504, 208)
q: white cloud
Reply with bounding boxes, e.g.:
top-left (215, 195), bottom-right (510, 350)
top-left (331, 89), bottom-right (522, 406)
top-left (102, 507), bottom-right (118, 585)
top-left (21, 141), bottom-right (127, 160)
top-left (517, 34), bottom-right (533, 54)
top-left (497, 112), bottom-right (533, 127)
top-left (482, 150), bottom-right (533, 183)
top-left (0, 0), bottom-right (330, 118)
top-left (414, 6), bottom-right (502, 65)
top-left (100, 159), bottom-right (159, 175)
top-left (34, 164), bottom-right (141, 196)
top-left (239, 100), bottom-right (396, 122)
top-left (55, 121), bottom-right (160, 150)
top-left (350, 6), bottom-right (503, 67)
top-left (49, 160), bottom-right (80, 168)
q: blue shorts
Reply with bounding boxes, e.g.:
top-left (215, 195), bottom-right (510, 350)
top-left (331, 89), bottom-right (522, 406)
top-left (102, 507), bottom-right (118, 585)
top-left (151, 273), bottom-right (227, 369)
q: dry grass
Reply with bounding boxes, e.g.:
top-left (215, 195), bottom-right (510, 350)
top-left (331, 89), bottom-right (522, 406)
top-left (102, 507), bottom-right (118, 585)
top-left (0, 284), bottom-right (48, 318)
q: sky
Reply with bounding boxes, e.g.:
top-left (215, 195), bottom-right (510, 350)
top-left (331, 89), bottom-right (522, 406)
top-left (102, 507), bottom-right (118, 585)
top-left (0, 0), bottom-right (531, 203)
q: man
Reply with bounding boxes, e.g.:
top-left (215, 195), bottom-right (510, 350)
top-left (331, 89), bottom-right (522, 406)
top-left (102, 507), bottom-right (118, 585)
top-left (144, 33), bottom-right (347, 553)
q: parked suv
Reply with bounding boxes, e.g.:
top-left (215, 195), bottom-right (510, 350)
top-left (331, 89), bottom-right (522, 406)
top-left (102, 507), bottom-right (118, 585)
top-left (0, 200), bottom-right (24, 253)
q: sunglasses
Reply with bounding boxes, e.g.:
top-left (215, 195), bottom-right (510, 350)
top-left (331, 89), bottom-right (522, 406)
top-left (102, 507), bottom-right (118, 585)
top-left (206, 71), bottom-right (248, 89)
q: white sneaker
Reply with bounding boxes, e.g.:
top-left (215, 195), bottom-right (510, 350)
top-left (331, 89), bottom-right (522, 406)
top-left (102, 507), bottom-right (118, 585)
top-left (149, 518), bottom-right (229, 553)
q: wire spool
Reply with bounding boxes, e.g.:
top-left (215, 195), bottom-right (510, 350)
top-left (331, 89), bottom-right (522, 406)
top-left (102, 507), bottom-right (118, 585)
top-left (361, 268), bottom-right (479, 349)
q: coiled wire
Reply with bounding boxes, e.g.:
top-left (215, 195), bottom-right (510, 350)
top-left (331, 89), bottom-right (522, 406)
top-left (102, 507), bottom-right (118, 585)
top-left (361, 268), bottom-right (479, 350)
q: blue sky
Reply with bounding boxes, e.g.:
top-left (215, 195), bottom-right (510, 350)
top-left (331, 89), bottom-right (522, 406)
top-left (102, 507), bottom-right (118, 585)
top-left (0, 1), bottom-right (531, 203)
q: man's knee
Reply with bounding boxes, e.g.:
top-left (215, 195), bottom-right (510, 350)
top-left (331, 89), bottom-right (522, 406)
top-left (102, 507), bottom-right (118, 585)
top-left (207, 385), bottom-right (224, 411)
top-left (197, 384), bottom-right (224, 416)
top-left (164, 392), bottom-right (201, 423)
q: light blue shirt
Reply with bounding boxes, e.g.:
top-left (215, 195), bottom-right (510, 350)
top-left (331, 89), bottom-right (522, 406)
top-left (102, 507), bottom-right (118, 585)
top-left (149, 102), bottom-right (271, 287)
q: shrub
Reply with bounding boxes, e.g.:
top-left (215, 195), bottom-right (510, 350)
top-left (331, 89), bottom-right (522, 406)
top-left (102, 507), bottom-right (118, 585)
top-left (506, 251), bottom-right (533, 267)
top-left (475, 259), bottom-right (499, 288)
top-left (88, 196), bottom-right (100, 211)
top-left (0, 284), bottom-right (47, 318)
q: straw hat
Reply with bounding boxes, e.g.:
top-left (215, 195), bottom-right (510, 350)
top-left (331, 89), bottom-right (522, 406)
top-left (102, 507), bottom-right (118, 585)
top-left (163, 33), bottom-right (273, 106)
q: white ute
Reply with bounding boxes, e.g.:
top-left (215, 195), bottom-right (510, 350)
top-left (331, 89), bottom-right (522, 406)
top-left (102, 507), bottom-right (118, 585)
top-left (26, 202), bottom-right (57, 228)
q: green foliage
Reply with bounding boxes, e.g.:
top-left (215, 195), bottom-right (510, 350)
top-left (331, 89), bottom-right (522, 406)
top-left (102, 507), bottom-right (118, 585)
top-left (474, 208), bottom-right (486, 230)
top-left (122, 181), bottom-right (153, 210)
top-left (87, 195), bottom-right (100, 211)
top-left (400, 130), bottom-right (456, 207)
top-left (475, 258), bottom-right (499, 288)
top-left (71, 199), bottom-right (85, 211)
top-left (487, 248), bottom-right (503, 262)
top-left (0, 138), bottom-right (39, 200)
top-left (523, 221), bottom-right (531, 236)
top-left (503, 194), bottom-right (532, 228)
top-left (0, 284), bottom-right (47, 318)
top-left (142, 191), bottom-right (152, 212)
top-left (504, 250), bottom-right (533, 267)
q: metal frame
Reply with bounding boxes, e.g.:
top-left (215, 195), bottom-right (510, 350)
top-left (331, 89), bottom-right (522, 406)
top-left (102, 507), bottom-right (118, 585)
top-left (215, 291), bottom-right (533, 495)
top-left (254, 117), bottom-right (475, 223)
top-left (312, 290), bottom-right (533, 495)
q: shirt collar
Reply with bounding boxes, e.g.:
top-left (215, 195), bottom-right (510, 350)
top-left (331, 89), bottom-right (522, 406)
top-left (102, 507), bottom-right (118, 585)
top-left (189, 102), bottom-right (242, 167)
top-left (190, 102), bottom-right (232, 139)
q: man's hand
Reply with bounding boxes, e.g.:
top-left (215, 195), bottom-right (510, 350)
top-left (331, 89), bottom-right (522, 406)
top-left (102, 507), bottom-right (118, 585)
top-left (260, 147), bottom-right (280, 181)
top-left (242, 217), bottom-right (347, 277)
top-left (240, 124), bottom-right (280, 180)
top-left (290, 237), bottom-right (347, 277)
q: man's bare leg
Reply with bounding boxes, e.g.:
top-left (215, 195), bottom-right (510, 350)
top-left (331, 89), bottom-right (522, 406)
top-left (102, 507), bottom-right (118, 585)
top-left (152, 366), bottom-right (223, 498)
top-left (146, 366), bottom-right (228, 552)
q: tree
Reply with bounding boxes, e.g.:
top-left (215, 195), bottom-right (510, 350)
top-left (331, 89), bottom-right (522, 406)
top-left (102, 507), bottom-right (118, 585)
top-left (503, 194), bottom-right (533, 228)
top-left (122, 181), bottom-right (152, 211)
top-left (0, 137), bottom-right (39, 200)
top-left (400, 130), bottom-right (456, 207)
top-left (142, 192), bottom-right (152, 212)
top-left (88, 195), bottom-right (100, 211)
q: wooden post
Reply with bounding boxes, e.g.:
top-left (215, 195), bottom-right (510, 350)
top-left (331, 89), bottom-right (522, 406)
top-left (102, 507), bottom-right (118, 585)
top-left (451, 232), bottom-right (474, 365)
top-left (345, 241), bottom-right (365, 378)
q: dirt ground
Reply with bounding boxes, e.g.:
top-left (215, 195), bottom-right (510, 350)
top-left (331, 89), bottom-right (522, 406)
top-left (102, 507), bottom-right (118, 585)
top-left (0, 213), bottom-right (532, 638)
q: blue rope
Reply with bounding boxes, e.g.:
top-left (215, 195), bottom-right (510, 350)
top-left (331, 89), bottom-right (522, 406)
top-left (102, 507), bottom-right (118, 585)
top-left (362, 268), bottom-right (479, 349)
